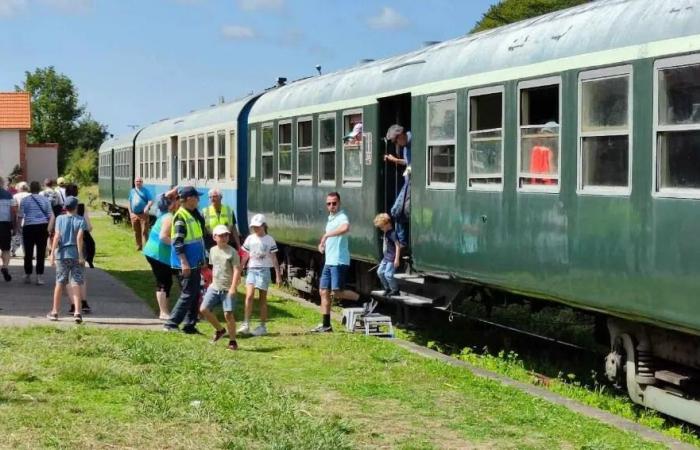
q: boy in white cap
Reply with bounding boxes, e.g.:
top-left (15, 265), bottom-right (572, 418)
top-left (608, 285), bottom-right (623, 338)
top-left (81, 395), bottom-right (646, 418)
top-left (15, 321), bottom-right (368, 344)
top-left (238, 213), bottom-right (281, 336)
top-left (199, 224), bottom-right (242, 350)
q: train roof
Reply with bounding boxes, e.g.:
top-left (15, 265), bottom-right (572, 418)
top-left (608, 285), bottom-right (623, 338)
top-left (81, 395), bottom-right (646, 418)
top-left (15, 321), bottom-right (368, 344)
top-left (249, 0), bottom-right (700, 121)
top-left (98, 132), bottom-right (137, 153)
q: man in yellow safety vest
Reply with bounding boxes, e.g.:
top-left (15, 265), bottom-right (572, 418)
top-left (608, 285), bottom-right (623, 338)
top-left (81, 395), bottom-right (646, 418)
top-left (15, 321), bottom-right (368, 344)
top-left (203, 188), bottom-right (240, 250)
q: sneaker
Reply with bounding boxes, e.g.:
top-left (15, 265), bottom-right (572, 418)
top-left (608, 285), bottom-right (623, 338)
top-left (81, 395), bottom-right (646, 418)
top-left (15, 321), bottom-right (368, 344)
top-left (81, 300), bottom-right (91, 314)
top-left (162, 325), bottom-right (179, 332)
top-left (23, 274), bottom-right (31, 284)
top-left (35, 276), bottom-right (44, 286)
top-left (310, 324), bottom-right (333, 333)
top-left (182, 327), bottom-right (203, 335)
top-left (237, 322), bottom-right (250, 335)
top-left (74, 314), bottom-right (83, 324)
top-left (1, 268), bottom-right (11, 282)
top-left (227, 340), bottom-right (239, 351)
top-left (251, 324), bottom-right (267, 337)
top-left (46, 312), bottom-right (58, 321)
top-left (211, 328), bottom-right (227, 343)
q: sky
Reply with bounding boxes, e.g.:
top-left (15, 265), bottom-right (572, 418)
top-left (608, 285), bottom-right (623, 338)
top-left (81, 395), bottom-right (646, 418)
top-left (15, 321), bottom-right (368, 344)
top-left (0, 0), bottom-right (495, 136)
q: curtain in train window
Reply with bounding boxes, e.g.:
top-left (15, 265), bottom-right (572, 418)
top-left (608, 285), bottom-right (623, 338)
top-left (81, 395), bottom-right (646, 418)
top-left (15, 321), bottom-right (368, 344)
top-left (519, 82), bottom-right (560, 188)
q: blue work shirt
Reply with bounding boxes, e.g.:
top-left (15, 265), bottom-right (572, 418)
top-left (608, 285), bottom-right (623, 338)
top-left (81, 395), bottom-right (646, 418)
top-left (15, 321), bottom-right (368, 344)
top-left (324, 210), bottom-right (350, 266)
top-left (129, 188), bottom-right (152, 214)
top-left (55, 214), bottom-right (88, 260)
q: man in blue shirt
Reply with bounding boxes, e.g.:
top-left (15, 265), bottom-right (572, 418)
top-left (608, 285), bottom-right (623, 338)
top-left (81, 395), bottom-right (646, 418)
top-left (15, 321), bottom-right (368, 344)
top-left (128, 177), bottom-right (153, 251)
top-left (312, 192), bottom-right (360, 333)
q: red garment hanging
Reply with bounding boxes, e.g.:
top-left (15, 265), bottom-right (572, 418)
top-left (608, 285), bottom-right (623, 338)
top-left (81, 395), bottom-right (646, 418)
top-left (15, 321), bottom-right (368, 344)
top-left (529, 145), bottom-right (555, 185)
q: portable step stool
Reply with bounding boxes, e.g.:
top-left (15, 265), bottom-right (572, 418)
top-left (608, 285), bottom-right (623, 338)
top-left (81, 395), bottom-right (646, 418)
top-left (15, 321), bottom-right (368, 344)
top-left (341, 307), bottom-right (394, 337)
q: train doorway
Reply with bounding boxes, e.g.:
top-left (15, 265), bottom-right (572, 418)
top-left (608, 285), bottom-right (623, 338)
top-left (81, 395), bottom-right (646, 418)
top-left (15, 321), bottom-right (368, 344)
top-left (377, 93), bottom-right (411, 247)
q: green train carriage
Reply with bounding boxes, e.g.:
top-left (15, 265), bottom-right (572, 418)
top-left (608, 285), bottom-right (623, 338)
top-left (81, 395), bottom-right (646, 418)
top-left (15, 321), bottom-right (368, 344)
top-left (247, 0), bottom-right (700, 424)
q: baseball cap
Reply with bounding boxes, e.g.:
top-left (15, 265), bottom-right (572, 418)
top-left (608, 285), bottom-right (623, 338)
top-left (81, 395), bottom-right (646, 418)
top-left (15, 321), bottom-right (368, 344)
top-left (177, 186), bottom-right (201, 199)
top-left (385, 124), bottom-right (404, 142)
top-left (212, 224), bottom-right (230, 236)
top-left (249, 213), bottom-right (266, 228)
top-left (64, 196), bottom-right (79, 210)
top-left (343, 122), bottom-right (363, 141)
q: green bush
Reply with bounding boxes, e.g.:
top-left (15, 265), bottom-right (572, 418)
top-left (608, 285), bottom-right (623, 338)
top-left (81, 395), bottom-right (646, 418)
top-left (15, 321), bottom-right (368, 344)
top-left (63, 147), bottom-right (97, 186)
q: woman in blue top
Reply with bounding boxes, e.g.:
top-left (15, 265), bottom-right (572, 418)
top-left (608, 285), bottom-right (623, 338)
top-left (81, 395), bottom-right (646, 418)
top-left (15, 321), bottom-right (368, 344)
top-left (143, 190), bottom-right (178, 320)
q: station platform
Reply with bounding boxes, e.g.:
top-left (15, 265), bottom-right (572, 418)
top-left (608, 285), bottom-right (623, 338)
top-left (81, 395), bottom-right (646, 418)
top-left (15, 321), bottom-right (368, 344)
top-left (0, 256), bottom-right (160, 328)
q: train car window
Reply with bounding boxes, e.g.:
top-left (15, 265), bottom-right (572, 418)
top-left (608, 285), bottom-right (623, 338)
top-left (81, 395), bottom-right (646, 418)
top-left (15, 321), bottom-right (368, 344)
top-left (228, 130), bottom-right (236, 182)
top-left (261, 125), bottom-right (273, 182)
top-left (468, 87), bottom-right (503, 190)
top-left (297, 119), bottom-right (312, 184)
top-left (180, 139), bottom-right (188, 180)
top-left (188, 137), bottom-right (195, 179)
top-left (250, 129), bottom-right (257, 180)
top-left (655, 55), bottom-right (700, 196)
top-left (578, 67), bottom-right (631, 194)
top-left (155, 143), bottom-right (161, 179)
top-left (218, 131), bottom-right (227, 181)
top-left (427, 93), bottom-right (457, 188)
top-left (144, 146), bottom-right (149, 179)
top-left (207, 133), bottom-right (215, 180)
top-left (139, 146), bottom-right (144, 178)
top-left (150, 144), bottom-right (156, 180)
top-left (518, 77), bottom-right (560, 191)
top-left (342, 110), bottom-right (362, 185)
top-left (318, 114), bottom-right (336, 185)
top-left (162, 141), bottom-right (168, 180)
top-left (197, 135), bottom-right (205, 179)
top-left (278, 121), bottom-right (292, 183)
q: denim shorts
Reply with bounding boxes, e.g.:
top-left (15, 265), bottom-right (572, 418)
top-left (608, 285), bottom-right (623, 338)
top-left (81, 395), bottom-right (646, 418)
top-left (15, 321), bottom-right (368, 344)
top-left (55, 258), bottom-right (84, 286)
top-left (319, 264), bottom-right (348, 291)
top-left (202, 286), bottom-right (236, 312)
top-left (246, 267), bottom-right (271, 291)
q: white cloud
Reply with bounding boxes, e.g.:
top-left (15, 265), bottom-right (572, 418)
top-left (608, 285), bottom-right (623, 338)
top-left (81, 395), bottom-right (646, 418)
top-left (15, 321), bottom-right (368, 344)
top-left (40, 0), bottom-right (93, 13)
top-left (221, 25), bottom-right (257, 40)
top-left (236, 0), bottom-right (283, 12)
top-left (367, 6), bottom-right (409, 30)
top-left (0, 0), bottom-right (27, 18)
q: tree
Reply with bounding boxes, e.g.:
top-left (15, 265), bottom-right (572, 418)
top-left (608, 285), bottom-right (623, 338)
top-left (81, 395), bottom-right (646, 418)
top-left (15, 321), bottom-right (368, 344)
top-left (64, 147), bottom-right (98, 186)
top-left (15, 66), bottom-right (108, 174)
top-left (471, 0), bottom-right (590, 33)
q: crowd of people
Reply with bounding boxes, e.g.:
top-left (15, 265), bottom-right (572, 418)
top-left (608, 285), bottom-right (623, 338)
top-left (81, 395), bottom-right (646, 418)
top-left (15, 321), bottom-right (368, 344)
top-left (0, 176), bottom-right (94, 322)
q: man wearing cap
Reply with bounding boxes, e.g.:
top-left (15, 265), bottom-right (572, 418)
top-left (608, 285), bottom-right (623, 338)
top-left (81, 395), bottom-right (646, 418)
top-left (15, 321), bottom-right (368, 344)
top-left (164, 186), bottom-right (206, 333)
top-left (385, 124), bottom-right (412, 247)
top-left (128, 177), bottom-right (153, 251)
top-left (0, 177), bottom-right (17, 282)
top-left (202, 188), bottom-right (240, 250)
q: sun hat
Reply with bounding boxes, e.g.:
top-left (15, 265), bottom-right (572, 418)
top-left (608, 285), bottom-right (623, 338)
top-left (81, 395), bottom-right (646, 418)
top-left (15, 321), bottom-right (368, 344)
top-left (213, 224), bottom-right (230, 236)
top-left (64, 196), bottom-right (79, 210)
top-left (249, 213), bottom-right (266, 228)
top-left (385, 124), bottom-right (404, 142)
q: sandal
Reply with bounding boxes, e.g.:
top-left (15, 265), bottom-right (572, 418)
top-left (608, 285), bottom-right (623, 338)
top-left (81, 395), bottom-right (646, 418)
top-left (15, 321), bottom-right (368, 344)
top-left (74, 314), bottom-right (83, 324)
top-left (46, 312), bottom-right (58, 321)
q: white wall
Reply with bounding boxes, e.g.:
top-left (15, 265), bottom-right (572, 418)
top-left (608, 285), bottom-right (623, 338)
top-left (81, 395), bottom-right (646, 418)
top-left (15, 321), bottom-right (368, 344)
top-left (0, 130), bottom-right (20, 178)
top-left (26, 146), bottom-right (57, 182)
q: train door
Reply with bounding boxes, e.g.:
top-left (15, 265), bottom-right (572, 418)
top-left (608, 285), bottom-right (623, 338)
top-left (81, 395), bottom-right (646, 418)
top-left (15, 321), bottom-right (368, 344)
top-left (377, 94), bottom-right (412, 245)
top-left (170, 136), bottom-right (178, 186)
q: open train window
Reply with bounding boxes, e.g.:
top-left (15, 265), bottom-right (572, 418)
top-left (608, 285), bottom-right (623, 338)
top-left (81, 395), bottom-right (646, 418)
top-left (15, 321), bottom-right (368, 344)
top-left (578, 66), bottom-right (631, 195)
top-left (342, 110), bottom-right (363, 186)
top-left (297, 118), bottom-right (312, 184)
top-left (188, 137), bottom-right (195, 180)
top-left (218, 131), bottom-right (227, 181)
top-left (518, 77), bottom-right (561, 191)
top-left (427, 93), bottom-right (457, 188)
top-left (180, 140), bottom-right (187, 180)
top-left (278, 121), bottom-right (292, 183)
top-left (468, 86), bottom-right (503, 190)
top-left (654, 54), bottom-right (700, 198)
top-left (261, 124), bottom-right (273, 183)
top-left (318, 113), bottom-right (336, 185)
top-left (207, 132), bottom-right (215, 180)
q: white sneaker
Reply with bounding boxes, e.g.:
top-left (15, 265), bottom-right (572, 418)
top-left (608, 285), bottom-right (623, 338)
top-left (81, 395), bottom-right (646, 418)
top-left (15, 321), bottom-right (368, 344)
top-left (237, 322), bottom-right (250, 335)
top-left (36, 276), bottom-right (44, 285)
top-left (251, 324), bottom-right (267, 337)
top-left (23, 274), bottom-right (31, 284)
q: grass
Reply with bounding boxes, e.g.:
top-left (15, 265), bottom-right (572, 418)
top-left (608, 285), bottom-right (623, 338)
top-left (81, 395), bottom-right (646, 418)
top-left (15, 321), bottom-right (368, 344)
top-left (0, 211), bottom-right (684, 448)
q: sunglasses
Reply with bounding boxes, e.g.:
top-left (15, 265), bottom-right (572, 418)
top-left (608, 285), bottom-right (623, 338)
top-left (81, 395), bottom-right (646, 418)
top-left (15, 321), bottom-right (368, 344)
top-left (326, 201), bottom-right (337, 206)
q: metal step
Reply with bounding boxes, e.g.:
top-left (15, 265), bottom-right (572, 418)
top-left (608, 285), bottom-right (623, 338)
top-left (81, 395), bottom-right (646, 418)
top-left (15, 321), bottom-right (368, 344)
top-left (655, 369), bottom-right (696, 388)
top-left (393, 273), bottom-right (425, 284)
top-left (370, 290), bottom-right (434, 307)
